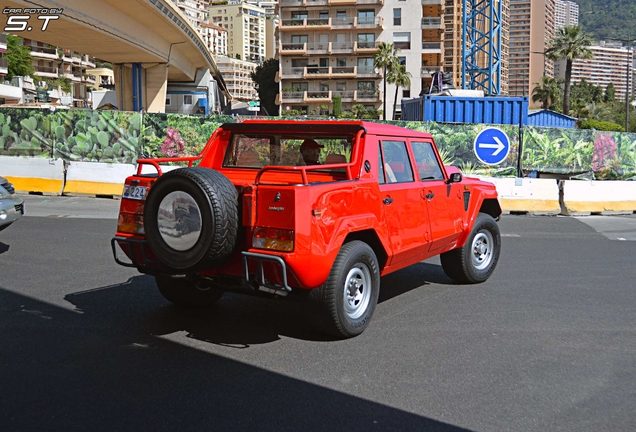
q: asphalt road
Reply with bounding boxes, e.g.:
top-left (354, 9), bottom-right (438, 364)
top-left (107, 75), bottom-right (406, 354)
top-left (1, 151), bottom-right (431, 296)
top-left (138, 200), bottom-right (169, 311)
top-left (1, 195), bottom-right (635, 431)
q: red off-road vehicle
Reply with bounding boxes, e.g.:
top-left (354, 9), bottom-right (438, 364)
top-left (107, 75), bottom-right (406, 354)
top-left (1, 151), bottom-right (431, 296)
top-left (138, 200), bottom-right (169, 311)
top-left (112, 120), bottom-right (502, 338)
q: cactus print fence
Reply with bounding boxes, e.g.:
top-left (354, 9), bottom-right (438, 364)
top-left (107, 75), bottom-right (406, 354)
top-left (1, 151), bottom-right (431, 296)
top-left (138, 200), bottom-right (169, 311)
top-left (0, 107), bottom-right (635, 179)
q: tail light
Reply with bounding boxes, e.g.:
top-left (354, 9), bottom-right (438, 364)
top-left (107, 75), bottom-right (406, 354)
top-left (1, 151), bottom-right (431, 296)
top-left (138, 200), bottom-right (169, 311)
top-left (252, 227), bottom-right (294, 252)
top-left (117, 212), bottom-right (145, 235)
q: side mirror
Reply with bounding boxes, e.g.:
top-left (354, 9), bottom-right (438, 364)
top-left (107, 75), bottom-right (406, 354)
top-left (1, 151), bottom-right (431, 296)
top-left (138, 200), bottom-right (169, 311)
top-left (446, 172), bottom-right (462, 184)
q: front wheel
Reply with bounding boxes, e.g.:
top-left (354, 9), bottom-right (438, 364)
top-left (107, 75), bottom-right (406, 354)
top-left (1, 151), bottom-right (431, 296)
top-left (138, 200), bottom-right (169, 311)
top-left (441, 213), bottom-right (501, 283)
top-left (304, 241), bottom-right (380, 338)
top-left (155, 274), bottom-right (224, 307)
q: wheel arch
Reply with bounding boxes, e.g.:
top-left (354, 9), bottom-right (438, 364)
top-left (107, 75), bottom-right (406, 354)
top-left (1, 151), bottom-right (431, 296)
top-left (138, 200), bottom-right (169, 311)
top-left (343, 229), bottom-right (389, 272)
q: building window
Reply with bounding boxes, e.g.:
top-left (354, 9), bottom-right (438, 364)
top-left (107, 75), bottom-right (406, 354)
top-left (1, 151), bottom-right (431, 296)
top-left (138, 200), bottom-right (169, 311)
top-left (398, 56), bottom-right (406, 66)
top-left (165, 96), bottom-right (171, 106)
top-left (336, 11), bottom-right (346, 22)
top-left (337, 58), bottom-right (346, 67)
top-left (393, 32), bottom-right (411, 50)
top-left (358, 33), bottom-right (375, 49)
top-left (402, 89), bottom-right (410, 98)
top-left (358, 10), bottom-right (375, 25)
top-left (393, 9), bottom-right (401, 26)
top-left (184, 95), bottom-right (193, 105)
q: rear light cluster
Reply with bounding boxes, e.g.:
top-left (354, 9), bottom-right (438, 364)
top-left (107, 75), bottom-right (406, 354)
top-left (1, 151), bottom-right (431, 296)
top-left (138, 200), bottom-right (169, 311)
top-left (252, 227), bottom-right (294, 252)
top-left (117, 212), bottom-right (145, 235)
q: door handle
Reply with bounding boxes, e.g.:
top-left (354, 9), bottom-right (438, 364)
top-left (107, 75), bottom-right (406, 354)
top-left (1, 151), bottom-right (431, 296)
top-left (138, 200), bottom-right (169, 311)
top-left (383, 197), bottom-right (393, 205)
top-left (425, 193), bottom-right (434, 200)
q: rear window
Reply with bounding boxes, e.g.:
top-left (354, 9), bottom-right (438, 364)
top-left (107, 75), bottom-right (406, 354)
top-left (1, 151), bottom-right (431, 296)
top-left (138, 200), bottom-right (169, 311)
top-left (223, 133), bottom-right (354, 168)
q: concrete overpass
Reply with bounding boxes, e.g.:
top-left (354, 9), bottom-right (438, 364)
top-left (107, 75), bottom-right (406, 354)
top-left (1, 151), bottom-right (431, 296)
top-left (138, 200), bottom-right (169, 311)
top-left (1, 0), bottom-right (230, 112)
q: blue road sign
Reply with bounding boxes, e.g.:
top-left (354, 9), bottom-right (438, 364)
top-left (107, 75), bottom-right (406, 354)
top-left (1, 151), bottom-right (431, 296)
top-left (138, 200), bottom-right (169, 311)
top-left (473, 128), bottom-right (510, 165)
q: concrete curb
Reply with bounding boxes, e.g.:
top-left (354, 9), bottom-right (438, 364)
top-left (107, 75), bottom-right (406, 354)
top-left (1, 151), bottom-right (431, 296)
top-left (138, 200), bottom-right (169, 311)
top-left (479, 177), bottom-right (561, 215)
top-left (0, 156), bottom-right (65, 195)
top-left (560, 180), bottom-right (636, 215)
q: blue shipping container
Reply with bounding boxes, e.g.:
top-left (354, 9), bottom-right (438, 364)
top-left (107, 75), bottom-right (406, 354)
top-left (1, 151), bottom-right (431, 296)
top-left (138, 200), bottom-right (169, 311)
top-left (527, 109), bottom-right (576, 129)
top-left (401, 95), bottom-right (529, 126)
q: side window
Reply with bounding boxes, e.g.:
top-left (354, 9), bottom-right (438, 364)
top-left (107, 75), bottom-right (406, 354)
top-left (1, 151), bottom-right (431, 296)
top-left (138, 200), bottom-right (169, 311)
top-left (381, 140), bottom-right (413, 183)
top-left (411, 141), bottom-right (444, 180)
top-left (377, 143), bottom-right (385, 184)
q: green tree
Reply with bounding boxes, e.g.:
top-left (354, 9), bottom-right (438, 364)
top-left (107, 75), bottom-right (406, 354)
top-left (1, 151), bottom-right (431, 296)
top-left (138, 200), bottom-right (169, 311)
top-left (6, 35), bottom-right (34, 80)
top-left (531, 76), bottom-right (560, 110)
top-left (604, 82), bottom-right (616, 103)
top-left (374, 42), bottom-right (398, 120)
top-left (387, 63), bottom-right (411, 120)
top-left (546, 25), bottom-right (594, 116)
top-left (249, 58), bottom-right (279, 116)
top-left (332, 94), bottom-right (342, 117)
top-left (570, 78), bottom-right (603, 105)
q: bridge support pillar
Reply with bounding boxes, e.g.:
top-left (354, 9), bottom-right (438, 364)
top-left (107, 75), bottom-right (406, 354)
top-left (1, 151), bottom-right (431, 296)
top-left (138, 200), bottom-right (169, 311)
top-left (113, 63), bottom-right (168, 113)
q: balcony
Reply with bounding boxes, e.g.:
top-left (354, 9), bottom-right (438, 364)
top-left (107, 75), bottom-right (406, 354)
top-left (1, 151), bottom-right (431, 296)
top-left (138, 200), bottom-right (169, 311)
top-left (357, 66), bottom-right (381, 78)
top-left (354, 90), bottom-right (382, 103)
top-left (330, 17), bottom-right (355, 29)
top-left (0, 57), bottom-right (7, 74)
top-left (305, 67), bottom-right (330, 78)
top-left (306, 42), bottom-right (331, 55)
top-left (356, 16), bottom-right (383, 29)
top-left (280, 42), bottom-right (307, 55)
top-left (304, 91), bottom-right (331, 102)
top-left (30, 46), bottom-right (58, 60)
top-left (331, 66), bottom-right (356, 78)
top-left (331, 42), bottom-right (354, 54)
top-left (302, 66), bottom-right (357, 78)
top-left (332, 90), bottom-right (355, 102)
top-left (33, 67), bottom-right (59, 78)
top-left (421, 42), bottom-right (443, 53)
top-left (280, 91), bottom-right (305, 103)
top-left (421, 0), bottom-right (443, 3)
top-left (354, 41), bottom-right (380, 54)
top-left (421, 65), bottom-right (443, 77)
top-left (280, 67), bottom-right (304, 79)
top-left (421, 17), bottom-right (443, 30)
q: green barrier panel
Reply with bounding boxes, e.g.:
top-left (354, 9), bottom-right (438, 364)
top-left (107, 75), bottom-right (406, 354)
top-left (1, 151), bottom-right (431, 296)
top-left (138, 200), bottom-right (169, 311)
top-left (522, 127), bottom-right (636, 179)
top-left (0, 108), bottom-right (141, 163)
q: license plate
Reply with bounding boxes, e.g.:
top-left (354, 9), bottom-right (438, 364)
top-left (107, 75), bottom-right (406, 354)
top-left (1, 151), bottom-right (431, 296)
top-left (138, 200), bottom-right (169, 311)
top-left (123, 185), bottom-right (148, 201)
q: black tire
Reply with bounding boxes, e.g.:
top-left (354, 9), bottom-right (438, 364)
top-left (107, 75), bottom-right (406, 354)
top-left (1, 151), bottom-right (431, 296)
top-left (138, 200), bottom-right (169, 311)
top-left (304, 241), bottom-right (380, 338)
top-left (143, 167), bottom-right (238, 270)
top-left (441, 212), bottom-right (501, 283)
top-left (155, 274), bottom-right (223, 307)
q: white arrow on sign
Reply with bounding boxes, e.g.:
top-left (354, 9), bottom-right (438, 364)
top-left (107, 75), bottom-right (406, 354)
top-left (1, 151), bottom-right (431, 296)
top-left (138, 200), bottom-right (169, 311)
top-left (478, 137), bottom-right (505, 156)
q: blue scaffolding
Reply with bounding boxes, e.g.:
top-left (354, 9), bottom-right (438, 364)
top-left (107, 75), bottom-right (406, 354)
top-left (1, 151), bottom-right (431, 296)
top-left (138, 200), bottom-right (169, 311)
top-left (462, 0), bottom-right (503, 95)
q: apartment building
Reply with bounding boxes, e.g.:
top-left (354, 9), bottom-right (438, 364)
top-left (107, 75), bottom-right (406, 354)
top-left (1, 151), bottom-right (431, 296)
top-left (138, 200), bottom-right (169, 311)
top-left (214, 55), bottom-right (259, 101)
top-left (0, 33), bottom-right (7, 78)
top-left (210, 2), bottom-right (267, 63)
top-left (277, 0), bottom-right (512, 117)
top-left (200, 22), bottom-right (228, 55)
top-left (555, 43), bottom-right (634, 101)
top-left (555, 0), bottom-right (578, 29)
top-left (172, 0), bottom-right (210, 29)
top-left (22, 39), bottom-right (96, 101)
top-left (508, 0), bottom-right (555, 100)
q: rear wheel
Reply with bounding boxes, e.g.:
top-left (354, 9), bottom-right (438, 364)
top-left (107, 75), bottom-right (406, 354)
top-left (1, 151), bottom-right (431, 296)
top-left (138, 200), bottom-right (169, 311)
top-left (441, 212), bottom-right (501, 283)
top-left (304, 241), bottom-right (380, 338)
top-left (155, 274), bottom-right (223, 307)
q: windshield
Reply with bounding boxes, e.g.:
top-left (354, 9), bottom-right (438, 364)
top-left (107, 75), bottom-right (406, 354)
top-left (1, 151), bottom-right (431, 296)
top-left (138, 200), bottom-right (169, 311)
top-left (223, 133), bottom-right (354, 168)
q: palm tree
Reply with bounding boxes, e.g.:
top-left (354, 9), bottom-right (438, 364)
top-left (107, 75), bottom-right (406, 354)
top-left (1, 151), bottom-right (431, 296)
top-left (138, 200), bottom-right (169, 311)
top-left (546, 25), bottom-right (593, 116)
top-left (387, 63), bottom-right (411, 120)
top-left (374, 42), bottom-right (398, 120)
top-left (531, 76), bottom-right (560, 110)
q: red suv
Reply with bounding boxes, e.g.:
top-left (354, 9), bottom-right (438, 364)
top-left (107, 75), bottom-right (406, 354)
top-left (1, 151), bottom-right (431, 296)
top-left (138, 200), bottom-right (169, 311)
top-left (112, 120), bottom-right (502, 338)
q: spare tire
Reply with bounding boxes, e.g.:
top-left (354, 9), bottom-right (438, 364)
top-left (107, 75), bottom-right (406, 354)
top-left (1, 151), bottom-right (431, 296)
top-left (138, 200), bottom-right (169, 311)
top-left (143, 167), bottom-right (239, 270)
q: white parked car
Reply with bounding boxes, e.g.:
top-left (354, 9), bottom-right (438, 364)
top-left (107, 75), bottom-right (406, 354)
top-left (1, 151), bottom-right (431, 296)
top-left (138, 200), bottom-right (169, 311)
top-left (0, 176), bottom-right (24, 232)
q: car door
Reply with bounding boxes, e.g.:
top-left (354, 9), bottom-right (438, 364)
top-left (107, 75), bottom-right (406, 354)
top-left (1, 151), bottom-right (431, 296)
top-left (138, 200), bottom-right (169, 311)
top-left (377, 139), bottom-right (432, 265)
top-left (411, 140), bottom-right (464, 251)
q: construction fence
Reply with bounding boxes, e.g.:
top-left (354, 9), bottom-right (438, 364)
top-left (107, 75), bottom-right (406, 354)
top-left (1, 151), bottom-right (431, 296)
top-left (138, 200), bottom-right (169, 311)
top-left (0, 108), bottom-right (634, 180)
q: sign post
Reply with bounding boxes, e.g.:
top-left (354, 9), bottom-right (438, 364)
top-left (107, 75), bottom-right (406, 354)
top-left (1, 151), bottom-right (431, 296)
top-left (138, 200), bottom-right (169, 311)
top-left (473, 128), bottom-right (510, 166)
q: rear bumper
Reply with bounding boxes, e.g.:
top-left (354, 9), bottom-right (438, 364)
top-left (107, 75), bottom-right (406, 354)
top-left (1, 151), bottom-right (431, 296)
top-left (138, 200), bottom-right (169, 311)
top-left (111, 236), bottom-right (161, 270)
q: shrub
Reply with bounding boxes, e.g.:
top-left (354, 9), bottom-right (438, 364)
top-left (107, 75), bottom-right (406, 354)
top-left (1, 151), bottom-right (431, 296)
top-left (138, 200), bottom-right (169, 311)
top-left (579, 119), bottom-right (624, 132)
top-left (332, 95), bottom-right (342, 117)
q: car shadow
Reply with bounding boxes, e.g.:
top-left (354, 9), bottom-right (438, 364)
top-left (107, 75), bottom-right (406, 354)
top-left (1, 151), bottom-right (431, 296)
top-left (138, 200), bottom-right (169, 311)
top-left (379, 261), bottom-right (457, 303)
top-left (0, 284), bottom-right (472, 432)
top-left (0, 241), bottom-right (8, 254)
